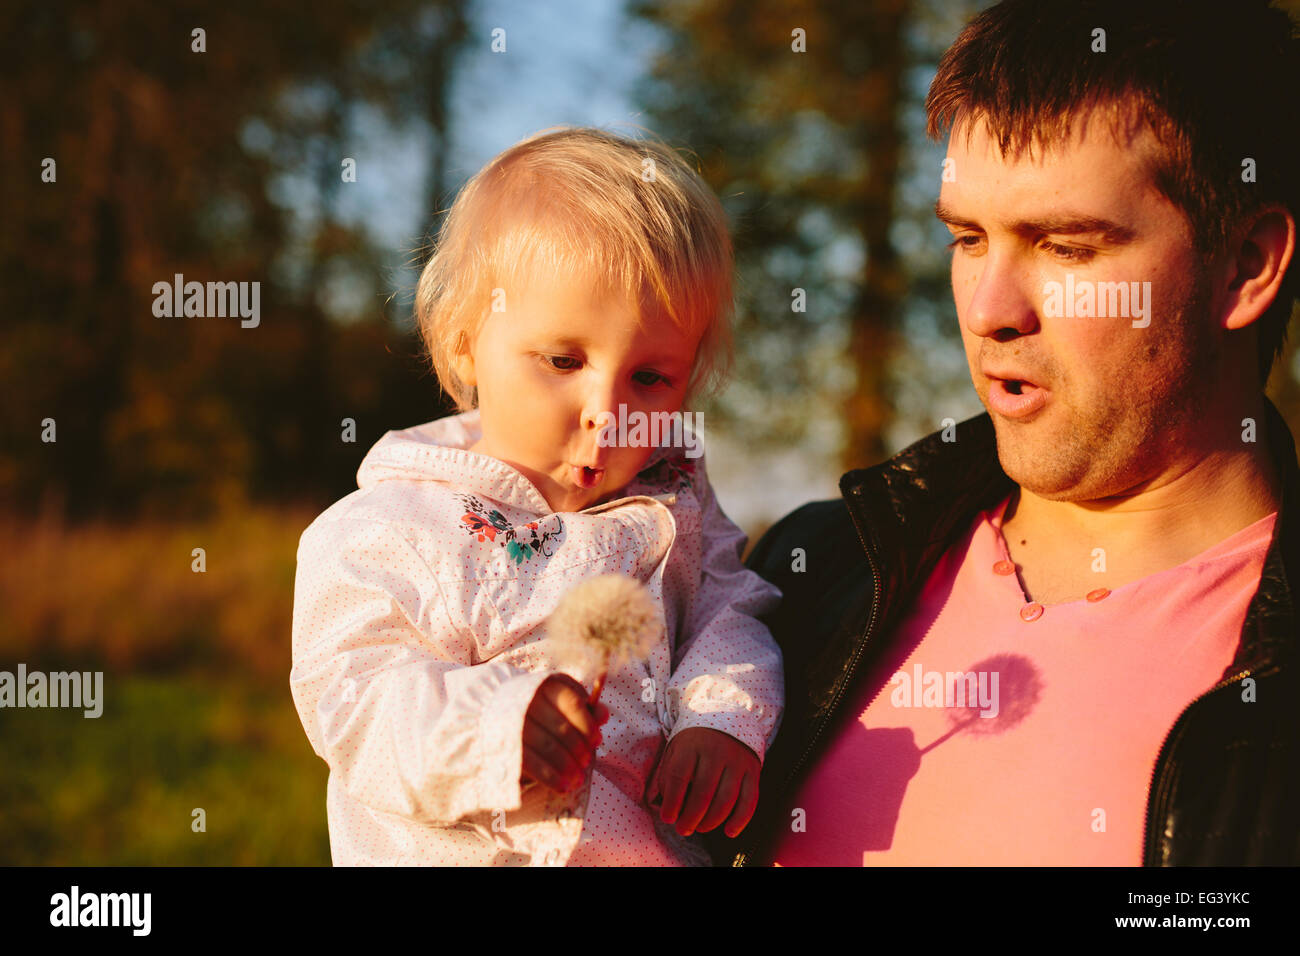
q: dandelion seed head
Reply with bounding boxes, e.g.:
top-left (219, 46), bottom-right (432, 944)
top-left (549, 574), bottom-right (661, 672)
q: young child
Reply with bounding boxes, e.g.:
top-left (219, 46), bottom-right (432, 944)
top-left (290, 128), bottom-right (783, 866)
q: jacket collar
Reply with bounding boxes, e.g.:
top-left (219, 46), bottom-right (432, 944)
top-left (355, 409), bottom-right (693, 517)
top-left (1239, 398), bottom-right (1300, 674)
top-left (839, 398), bottom-right (1300, 676)
top-left (356, 410), bottom-right (553, 513)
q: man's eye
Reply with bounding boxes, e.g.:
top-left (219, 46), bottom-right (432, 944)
top-left (544, 355), bottom-right (581, 371)
top-left (1039, 240), bottom-right (1095, 263)
top-left (946, 234), bottom-right (985, 254)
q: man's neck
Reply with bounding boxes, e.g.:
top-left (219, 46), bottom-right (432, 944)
top-left (999, 423), bottom-right (1281, 607)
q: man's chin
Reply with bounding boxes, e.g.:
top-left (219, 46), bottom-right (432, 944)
top-left (989, 419), bottom-right (1085, 499)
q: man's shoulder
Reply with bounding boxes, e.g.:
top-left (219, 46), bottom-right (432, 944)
top-left (748, 499), bottom-right (856, 571)
top-left (746, 413), bottom-right (1000, 578)
top-left (744, 498), bottom-right (873, 629)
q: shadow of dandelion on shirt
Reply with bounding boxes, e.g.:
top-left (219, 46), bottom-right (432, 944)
top-left (811, 654), bottom-right (1043, 861)
top-left (918, 653), bottom-right (1042, 753)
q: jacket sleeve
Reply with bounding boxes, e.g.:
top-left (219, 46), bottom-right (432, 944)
top-left (289, 514), bottom-right (551, 824)
top-left (662, 454), bottom-right (785, 762)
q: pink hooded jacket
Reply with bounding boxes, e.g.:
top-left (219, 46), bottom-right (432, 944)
top-left (290, 410), bottom-right (783, 865)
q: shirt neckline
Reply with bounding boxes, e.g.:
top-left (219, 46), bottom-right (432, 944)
top-left (984, 493), bottom-right (1277, 611)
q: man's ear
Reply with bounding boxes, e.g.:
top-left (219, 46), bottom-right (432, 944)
top-left (1221, 207), bottom-right (1296, 332)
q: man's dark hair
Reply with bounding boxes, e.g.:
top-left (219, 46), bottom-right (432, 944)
top-left (926, 0), bottom-right (1300, 383)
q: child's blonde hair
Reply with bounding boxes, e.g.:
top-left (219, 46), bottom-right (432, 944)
top-left (414, 127), bottom-right (734, 410)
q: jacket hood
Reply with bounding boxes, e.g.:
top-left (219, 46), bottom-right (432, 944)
top-left (355, 410), bottom-right (552, 515)
top-left (357, 410), bottom-right (484, 487)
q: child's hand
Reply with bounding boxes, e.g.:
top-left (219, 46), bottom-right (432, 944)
top-left (521, 675), bottom-right (609, 793)
top-left (645, 727), bottom-right (760, 838)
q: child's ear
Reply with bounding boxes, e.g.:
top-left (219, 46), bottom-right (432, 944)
top-left (452, 332), bottom-right (477, 387)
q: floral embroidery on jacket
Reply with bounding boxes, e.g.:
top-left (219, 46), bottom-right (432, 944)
top-left (636, 457), bottom-right (697, 494)
top-left (456, 494), bottom-right (565, 565)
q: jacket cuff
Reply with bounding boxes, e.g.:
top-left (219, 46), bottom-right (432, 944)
top-left (474, 669), bottom-right (554, 812)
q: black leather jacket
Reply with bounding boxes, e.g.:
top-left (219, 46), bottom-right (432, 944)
top-left (715, 400), bottom-right (1300, 866)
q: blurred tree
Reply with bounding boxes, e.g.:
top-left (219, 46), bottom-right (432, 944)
top-left (0, 0), bottom-right (468, 520)
top-left (633, 0), bottom-right (947, 470)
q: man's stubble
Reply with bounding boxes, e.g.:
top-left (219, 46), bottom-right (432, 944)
top-left (989, 275), bottom-right (1220, 504)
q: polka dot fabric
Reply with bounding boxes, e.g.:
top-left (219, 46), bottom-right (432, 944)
top-left (289, 410), bottom-right (784, 866)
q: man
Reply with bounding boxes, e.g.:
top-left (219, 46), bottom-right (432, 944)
top-left (713, 0), bottom-right (1300, 865)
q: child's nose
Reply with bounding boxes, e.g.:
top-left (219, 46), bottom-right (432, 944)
top-left (580, 377), bottom-right (623, 430)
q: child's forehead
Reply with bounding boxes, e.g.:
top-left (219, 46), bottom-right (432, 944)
top-left (496, 259), bottom-right (658, 318)
top-left (473, 202), bottom-right (711, 355)
top-left (495, 270), bottom-right (699, 356)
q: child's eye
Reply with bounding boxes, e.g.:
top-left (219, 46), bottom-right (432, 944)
top-left (634, 370), bottom-right (671, 387)
top-left (543, 355), bottom-right (582, 372)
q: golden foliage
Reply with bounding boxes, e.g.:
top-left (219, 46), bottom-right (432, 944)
top-left (0, 506), bottom-right (314, 686)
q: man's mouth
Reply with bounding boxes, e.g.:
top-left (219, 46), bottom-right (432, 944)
top-left (986, 377), bottom-right (1048, 419)
top-left (995, 376), bottom-right (1044, 396)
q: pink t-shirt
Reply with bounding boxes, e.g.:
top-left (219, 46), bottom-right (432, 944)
top-left (772, 496), bottom-right (1276, 866)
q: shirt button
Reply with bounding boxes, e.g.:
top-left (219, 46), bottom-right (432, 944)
top-left (1019, 602), bottom-right (1044, 622)
top-left (1086, 588), bottom-right (1111, 602)
top-left (993, 560), bottom-right (1016, 575)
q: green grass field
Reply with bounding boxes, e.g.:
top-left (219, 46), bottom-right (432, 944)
top-left (0, 673), bottom-right (330, 865)
top-left (0, 508), bottom-right (332, 865)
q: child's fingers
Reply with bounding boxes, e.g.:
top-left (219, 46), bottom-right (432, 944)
top-left (674, 759), bottom-right (723, 837)
top-left (655, 748), bottom-right (698, 826)
top-left (527, 695), bottom-right (594, 770)
top-left (520, 723), bottom-right (577, 790)
top-left (520, 748), bottom-right (560, 791)
top-left (723, 769), bottom-right (760, 838)
top-left (541, 675), bottom-right (602, 743)
top-left (695, 766), bottom-right (741, 834)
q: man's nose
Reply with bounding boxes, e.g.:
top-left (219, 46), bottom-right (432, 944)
top-left (962, 251), bottom-right (1040, 340)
